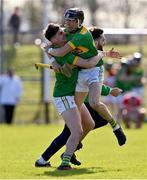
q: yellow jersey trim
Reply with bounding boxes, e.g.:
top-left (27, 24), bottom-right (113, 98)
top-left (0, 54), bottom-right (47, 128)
top-left (76, 46), bottom-right (89, 53)
top-left (73, 56), bottom-right (79, 65)
top-left (80, 26), bottom-right (87, 35)
top-left (68, 42), bottom-right (76, 49)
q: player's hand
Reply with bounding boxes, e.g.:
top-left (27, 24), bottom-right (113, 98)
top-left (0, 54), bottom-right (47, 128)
top-left (51, 61), bottom-right (62, 73)
top-left (110, 87), bottom-right (123, 97)
top-left (41, 42), bottom-right (52, 53)
top-left (107, 48), bottom-right (122, 59)
top-left (60, 63), bottom-right (72, 77)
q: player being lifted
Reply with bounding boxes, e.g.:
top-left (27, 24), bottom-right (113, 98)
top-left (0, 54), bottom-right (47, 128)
top-left (46, 8), bottom-right (126, 146)
top-left (38, 23), bottom-right (106, 170)
top-left (35, 23), bottom-right (123, 170)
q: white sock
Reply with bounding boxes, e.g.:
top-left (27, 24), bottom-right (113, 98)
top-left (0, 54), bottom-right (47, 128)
top-left (38, 156), bottom-right (47, 164)
top-left (113, 124), bottom-right (120, 131)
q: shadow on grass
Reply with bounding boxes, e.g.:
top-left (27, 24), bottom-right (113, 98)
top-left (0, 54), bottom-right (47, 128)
top-left (44, 167), bottom-right (96, 177)
top-left (35, 166), bottom-right (123, 178)
top-left (35, 166), bottom-right (107, 177)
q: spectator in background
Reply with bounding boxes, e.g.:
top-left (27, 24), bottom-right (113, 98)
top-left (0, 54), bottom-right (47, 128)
top-left (122, 93), bottom-right (146, 129)
top-left (115, 52), bottom-right (146, 123)
top-left (103, 61), bottom-right (118, 118)
top-left (131, 52), bottom-right (146, 98)
top-left (0, 67), bottom-right (23, 124)
top-left (8, 7), bottom-right (21, 45)
top-left (115, 58), bottom-right (137, 121)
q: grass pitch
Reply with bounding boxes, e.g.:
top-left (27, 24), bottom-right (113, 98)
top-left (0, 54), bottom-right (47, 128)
top-left (0, 123), bottom-right (147, 179)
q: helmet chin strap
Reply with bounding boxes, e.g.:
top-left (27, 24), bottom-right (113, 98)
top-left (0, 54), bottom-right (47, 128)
top-left (77, 19), bottom-right (82, 28)
top-left (66, 19), bottom-right (82, 33)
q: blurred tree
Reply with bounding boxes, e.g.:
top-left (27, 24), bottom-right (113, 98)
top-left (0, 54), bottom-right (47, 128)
top-left (52, 0), bottom-right (76, 25)
top-left (86, 0), bottom-right (99, 26)
top-left (120, 0), bottom-right (131, 29)
top-left (119, 0), bottom-right (132, 43)
top-left (23, 0), bottom-right (43, 30)
top-left (132, 0), bottom-right (147, 28)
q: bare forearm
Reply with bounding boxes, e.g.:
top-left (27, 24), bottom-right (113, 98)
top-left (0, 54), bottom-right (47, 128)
top-left (48, 47), bottom-right (65, 57)
top-left (75, 54), bottom-right (102, 68)
top-left (47, 43), bottom-right (73, 57)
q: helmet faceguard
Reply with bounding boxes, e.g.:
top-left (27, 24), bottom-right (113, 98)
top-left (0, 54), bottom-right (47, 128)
top-left (64, 8), bottom-right (84, 27)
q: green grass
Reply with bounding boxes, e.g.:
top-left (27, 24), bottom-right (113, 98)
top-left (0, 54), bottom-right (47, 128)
top-left (0, 124), bottom-right (147, 179)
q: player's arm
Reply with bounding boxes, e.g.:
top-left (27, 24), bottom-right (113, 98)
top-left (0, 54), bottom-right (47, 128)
top-left (70, 48), bottom-right (121, 68)
top-left (102, 85), bottom-right (122, 96)
top-left (73, 54), bottom-right (103, 68)
top-left (47, 43), bottom-right (73, 57)
top-left (47, 35), bottom-right (83, 57)
top-left (42, 44), bottom-right (63, 72)
top-left (99, 48), bottom-right (122, 59)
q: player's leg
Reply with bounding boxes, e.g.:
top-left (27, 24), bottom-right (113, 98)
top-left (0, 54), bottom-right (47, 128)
top-left (80, 103), bottom-right (95, 140)
top-left (61, 102), bottom-right (95, 167)
top-left (88, 82), bottom-right (116, 126)
top-left (66, 103), bottom-right (109, 166)
top-left (35, 96), bottom-right (83, 170)
top-left (84, 102), bottom-right (108, 129)
top-left (74, 68), bottom-right (89, 111)
top-left (74, 91), bottom-right (88, 111)
top-left (88, 82), bottom-right (126, 146)
top-left (53, 96), bottom-right (83, 170)
top-left (35, 124), bottom-right (70, 167)
top-left (58, 106), bottom-right (83, 170)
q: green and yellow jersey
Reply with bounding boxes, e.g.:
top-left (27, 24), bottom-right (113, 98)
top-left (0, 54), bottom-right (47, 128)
top-left (53, 53), bottom-right (79, 97)
top-left (65, 26), bottom-right (103, 67)
top-left (53, 50), bottom-right (110, 98)
top-left (53, 25), bottom-right (107, 97)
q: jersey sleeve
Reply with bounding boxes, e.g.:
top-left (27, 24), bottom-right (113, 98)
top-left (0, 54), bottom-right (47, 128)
top-left (68, 34), bottom-right (84, 49)
top-left (101, 84), bottom-right (111, 96)
top-left (65, 53), bottom-right (78, 65)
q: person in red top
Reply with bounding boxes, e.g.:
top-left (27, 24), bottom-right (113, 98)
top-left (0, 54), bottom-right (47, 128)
top-left (122, 93), bottom-right (146, 128)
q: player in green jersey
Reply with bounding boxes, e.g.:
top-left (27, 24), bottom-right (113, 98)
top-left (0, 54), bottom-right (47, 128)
top-left (35, 24), bottom-right (125, 170)
top-left (41, 23), bottom-right (109, 170)
top-left (46, 8), bottom-right (126, 147)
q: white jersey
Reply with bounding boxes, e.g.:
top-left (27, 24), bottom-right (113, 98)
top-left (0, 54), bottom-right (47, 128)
top-left (0, 75), bottom-right (23, 105)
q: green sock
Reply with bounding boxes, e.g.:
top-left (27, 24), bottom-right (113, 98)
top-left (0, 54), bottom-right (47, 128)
top-left (61, 154), bottom-right (71, 166)
top-left (109, 118), bottom-right (118, 129)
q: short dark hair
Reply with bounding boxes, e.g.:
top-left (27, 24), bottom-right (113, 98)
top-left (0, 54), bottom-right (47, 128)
top-left (43, 23), bottom-right (60, 40)
top-left (89, 27), bottom-right (103, 39)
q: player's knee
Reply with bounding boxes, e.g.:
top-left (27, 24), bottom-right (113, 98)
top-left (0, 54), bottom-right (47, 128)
top-left (71, 127), bottom-right (83, 140)
top-left (77, 128), bottom-right (83, 138)
top-left (89, 100), bottom-right (101, 111)
top-left (90, 120), bottom-right (95, 130)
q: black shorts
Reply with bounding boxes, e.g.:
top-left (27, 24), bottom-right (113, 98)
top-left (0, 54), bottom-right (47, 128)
top-left (84, 102), bottom-right (108, 129)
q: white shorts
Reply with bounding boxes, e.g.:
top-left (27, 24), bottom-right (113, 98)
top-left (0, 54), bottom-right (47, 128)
top-left (76, 66), bottom-right (104, 92)
top-left (53, 96), bottom-right (77, 115)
